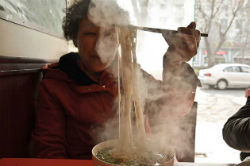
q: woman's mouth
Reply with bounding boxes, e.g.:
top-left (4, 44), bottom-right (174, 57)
top-left (90, 54), bottom-right (108, 64)
top-left (91, 55), bottom-right (101, 60)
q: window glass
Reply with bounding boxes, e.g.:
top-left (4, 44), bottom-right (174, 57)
top-left (126, 0), bottom-right (250, 163)
top-left (224, 66), bottom-right (240, 72)
top-left (233, 66), bottom-right (240, 72)
top-left (224, 67), bottom-right (233, 72)
top-left (0, 0), bottom-right (66, 35)
top-left (116, 0), bottom-right (250, 163)
top-left (241, 66), bottom-right (250, 73)
top-left (194, 0), bottom-right (248, 163)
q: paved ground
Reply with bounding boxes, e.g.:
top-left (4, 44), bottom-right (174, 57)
top-left (194, 87), bottom-right (246, 164)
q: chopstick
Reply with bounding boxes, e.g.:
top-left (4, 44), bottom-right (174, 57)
top-left (136, 26), bottom-right (208, 37)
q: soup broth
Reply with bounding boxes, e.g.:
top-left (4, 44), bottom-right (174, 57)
top-left (96, 147), bottom-right (172, 166)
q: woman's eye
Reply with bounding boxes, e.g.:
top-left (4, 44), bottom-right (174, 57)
top-left (105, 33), bottom-right (112, 37)
top-left (84, 33), bottom-right (96, 36)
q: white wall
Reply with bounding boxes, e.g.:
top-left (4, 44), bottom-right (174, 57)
top-left (0, 18), bottom-right (68, 60)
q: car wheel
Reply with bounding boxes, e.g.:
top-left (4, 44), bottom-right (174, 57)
top-left (217, 79), bottom-right (227, 90)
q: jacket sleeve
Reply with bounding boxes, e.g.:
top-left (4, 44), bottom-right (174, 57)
top-left (141, 59), bottom-right (200, 125)
top-left (32, 79), bottom-right (68, 158)
top-left (223, 97), bottom-right (250, 152)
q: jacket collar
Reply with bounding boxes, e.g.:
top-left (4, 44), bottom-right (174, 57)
top-left (42, 52), bottom-right (118, 96)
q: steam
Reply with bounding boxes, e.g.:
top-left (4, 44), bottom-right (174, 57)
top-left (95, 27), bottom-right (119, 64)
top-left (88, 0), bottom-right (131, 27)
top-left (87, 0), bottom-right (197, 161)
top-left (87, 0), bottom-right (131, 64)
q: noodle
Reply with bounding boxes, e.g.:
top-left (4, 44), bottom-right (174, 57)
top-left (117, 27), bottom-right (134, 154)
top-left (109, 26), bottom-right (149, 162)
top-left (115, 26), bottom-right (147, 161)
top-left (117, 26), bottom-right (148, 153)
top-left (96, 26), bottom-right (171, 166)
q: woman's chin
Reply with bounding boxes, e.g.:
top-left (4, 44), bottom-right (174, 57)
top-left (91, 65), bottom-right (108, 73)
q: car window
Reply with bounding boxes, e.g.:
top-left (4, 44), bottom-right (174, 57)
top-left (241, 66), bottom-right (250, 73)
top-left (224, 67), bottom-right (233, 72)
top-left (224, 66), bottom-right (240, 72)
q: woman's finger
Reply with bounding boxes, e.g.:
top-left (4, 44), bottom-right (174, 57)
top-left (177, 28), bottom-right (201, 47)
top-left (186, 22), bottom-right (196, 29)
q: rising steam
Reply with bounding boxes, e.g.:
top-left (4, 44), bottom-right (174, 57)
top-left (88, 0), bottom-right (197, 161)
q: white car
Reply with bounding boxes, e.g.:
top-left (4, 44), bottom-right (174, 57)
top-left (198, 63), bottom-right (250, 89)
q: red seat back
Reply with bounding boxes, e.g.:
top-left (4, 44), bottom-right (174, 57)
top-left (0, 56), bottom-right (50, 158)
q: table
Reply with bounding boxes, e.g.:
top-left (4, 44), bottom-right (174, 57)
top-left (0, 158), bottom-right (235, 166)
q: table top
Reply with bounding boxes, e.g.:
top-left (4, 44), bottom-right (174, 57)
top-left (0, 158), bottom-right (235, 166)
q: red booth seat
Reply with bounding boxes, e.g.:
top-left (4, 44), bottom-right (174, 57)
top-left (0, 55), bottom-right (53, 158)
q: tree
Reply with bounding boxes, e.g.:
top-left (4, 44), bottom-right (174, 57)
top-left (195, 0), bottom-right (245, 67)
top-left (240, 1), bottom-right (250, 62)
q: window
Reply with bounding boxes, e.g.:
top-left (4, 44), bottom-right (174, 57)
top-left (241, 66), bottom-right (250, 73)
top-left (121, 0), bottom-right (250, 164)
top-left (0, 0), bottom-right (66, 36)
top-left (224, 66), bottom-right (240, 72)
top-left (224, 67), bottom-right (233, 72)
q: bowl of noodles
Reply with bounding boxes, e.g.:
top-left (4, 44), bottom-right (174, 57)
top-left (92, 139), bottom-right (175, 166)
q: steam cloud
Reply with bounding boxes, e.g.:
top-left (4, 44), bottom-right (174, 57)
top-left (88, 0), bottom-right (197, 161)
top-left (87, 0), bottom-right (130, 64)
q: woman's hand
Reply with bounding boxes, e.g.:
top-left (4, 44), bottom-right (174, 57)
top-left (163, 22), bottom-right (201, 66)
top-left (162, 22), bottom-right (202, 89)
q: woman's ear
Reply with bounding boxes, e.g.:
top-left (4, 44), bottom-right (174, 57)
top-left (73, 38), bottom-right (78, 47)
top-left (73, 41), bottom-right (78, 48)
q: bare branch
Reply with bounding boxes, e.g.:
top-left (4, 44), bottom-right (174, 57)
top-left (222, 0), bottom-right (244, 36)
top-left (196, 0), bottom-right (210, 32)
top-left (212, 0), bottom-right (224, 17)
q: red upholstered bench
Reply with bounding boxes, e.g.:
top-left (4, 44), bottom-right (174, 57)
top-left (0, 55), bottom-right (54, 158)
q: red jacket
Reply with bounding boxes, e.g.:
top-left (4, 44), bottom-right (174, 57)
top-left (32, 67), bottom-right (119, 159)
top-left (32, 53), bottom-right (198, 159)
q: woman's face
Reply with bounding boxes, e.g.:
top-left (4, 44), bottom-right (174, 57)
top-left (76, 17), bottom-right (119, 74)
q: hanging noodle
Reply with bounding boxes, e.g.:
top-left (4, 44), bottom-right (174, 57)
top-left (109, 26), bottom-right (149, 162)
top-left (110, 27), bottom-right (135, 160)
top-left (96, 26), bottom-right (171, 166)
top-left (90, 1), bottom-right (173, 165)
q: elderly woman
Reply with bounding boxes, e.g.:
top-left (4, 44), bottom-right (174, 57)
top-left (32, 0), bottom-right (201, 159)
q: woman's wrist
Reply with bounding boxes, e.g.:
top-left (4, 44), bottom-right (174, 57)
top-left (163, 59), bottom-right (199, 90)
top-left (163, 50), bottom-right (183, 76)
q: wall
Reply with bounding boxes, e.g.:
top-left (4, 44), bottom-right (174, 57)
top-left (0, 19), bottom-right (68, 60)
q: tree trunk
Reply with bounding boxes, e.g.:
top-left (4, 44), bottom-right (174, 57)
top-left (205, 38), bottom-right (215, 67)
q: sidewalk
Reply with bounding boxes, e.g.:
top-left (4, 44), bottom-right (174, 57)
top-left (194, 88), bottom-right (245, 164)
top-left (195, 122), bottom-right (240, 164)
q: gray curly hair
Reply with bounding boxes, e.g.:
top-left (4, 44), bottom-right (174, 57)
top-left (62, 0), bottom-right (94, 45)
